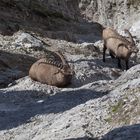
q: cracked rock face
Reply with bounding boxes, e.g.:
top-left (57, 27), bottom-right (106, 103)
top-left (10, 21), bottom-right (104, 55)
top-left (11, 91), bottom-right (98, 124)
top-left (79, 0), bottom-right (140, 29)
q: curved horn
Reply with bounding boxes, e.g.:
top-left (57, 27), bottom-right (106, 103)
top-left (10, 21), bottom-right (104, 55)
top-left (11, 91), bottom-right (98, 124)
top-left (55, 51), bottom-right (74, 75)
top-left (124, 29), bottom-right (135, 45)
top-left (54, 51), bottom-right (68, 66)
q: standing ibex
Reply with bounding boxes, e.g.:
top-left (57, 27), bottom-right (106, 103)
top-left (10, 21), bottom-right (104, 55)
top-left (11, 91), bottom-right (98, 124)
top-left (102, 28), bottom-right (139, 70)
top-left (29, 51), bottom-right (74, 87)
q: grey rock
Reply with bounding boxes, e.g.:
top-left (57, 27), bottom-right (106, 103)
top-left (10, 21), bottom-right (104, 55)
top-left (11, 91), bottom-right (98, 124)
top-left (0, 0), bottom-right (140, 140)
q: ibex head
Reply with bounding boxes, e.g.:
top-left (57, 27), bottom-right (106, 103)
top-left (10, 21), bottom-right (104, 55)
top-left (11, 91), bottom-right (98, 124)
top-left (59, 64), bottom-right (75, 76)
top-left (127, 44), bottom-right (139, 54)
top-left (124, 29), bottom-right (139, 53)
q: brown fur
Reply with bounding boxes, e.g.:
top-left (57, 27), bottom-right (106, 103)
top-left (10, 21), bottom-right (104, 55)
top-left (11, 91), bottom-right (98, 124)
top-left (29, 52), bottom-right (74, 87)
top-left (102, 28), bottom-right (121, 40)
top-left (102, 28), bottom-right (139, 70)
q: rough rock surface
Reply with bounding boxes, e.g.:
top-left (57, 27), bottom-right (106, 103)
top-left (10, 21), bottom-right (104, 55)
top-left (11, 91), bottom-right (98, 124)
top-left (0, 63), bottom-right (139, 140)
top-left (0, 30), bottom-right (140, 139)
top-left (0, 0), bottom-right (103, 43)
top-left (0, 0), bottom-right (140, 140)
top-left (79, 0), bottom-right (140, 29)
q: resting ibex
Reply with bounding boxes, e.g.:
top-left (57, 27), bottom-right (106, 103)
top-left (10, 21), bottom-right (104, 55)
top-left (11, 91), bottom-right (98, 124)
top-left (29, 51), bottom-right (74, 87)
top-left (102, 28), bottom-right (139, 70)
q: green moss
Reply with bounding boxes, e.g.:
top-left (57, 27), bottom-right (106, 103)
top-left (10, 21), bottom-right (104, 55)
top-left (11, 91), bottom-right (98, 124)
top-left (108, 93), bottom-right (140, 125)
top-left (111, 100), bottom-right (124, 113)
top-left (104, 117), bottom-right (112, 123)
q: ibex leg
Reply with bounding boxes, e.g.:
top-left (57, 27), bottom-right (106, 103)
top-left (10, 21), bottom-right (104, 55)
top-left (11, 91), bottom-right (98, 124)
top-left (103, 44), bottom-right (107, 62)
top-left (109, 51), bottom-right (115, 59)
top-left (125, 59), bottom-right (129, 70)
top-left (117, 58), bottom-right (122, 69)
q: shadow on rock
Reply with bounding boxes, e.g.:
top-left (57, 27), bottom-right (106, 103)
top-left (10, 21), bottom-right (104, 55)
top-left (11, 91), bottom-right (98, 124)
top-left (65, 136), bottom-right (97, 140)
top-left (72, 56), bottom-right (138, 71)
top-left (0, 50), bottom-right (37, 88)
top-left (71, 57), bottom-right (118, 69)
top-left (0, 0), bottom-right (103, 43)
top-left (0, 88), bottom-right (107, 131)
top-left (101, 124), bottom-right (140, 140)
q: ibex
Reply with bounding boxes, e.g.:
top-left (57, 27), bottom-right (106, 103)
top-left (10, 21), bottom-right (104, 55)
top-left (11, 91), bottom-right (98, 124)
top-left (29, 51), bottom-right (74, 87)
top-left (102, 27), bottom-right (139, 70)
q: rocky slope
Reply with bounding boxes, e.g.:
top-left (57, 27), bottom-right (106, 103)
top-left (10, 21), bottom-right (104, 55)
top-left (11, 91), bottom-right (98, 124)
top-left (0, 0), bottom-right (140, 140)
top-left (79, 0), bottom-right (140, 29)
top-left (0, 0), bottom-right (103, 43)
top-left (0, 30), bottom-right (139, 140)
top-left (1, 0), bottom-right (140, 37)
